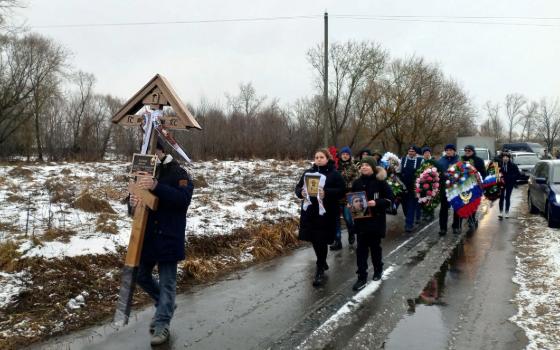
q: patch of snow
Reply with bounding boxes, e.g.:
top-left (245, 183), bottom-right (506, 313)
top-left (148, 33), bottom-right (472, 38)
top-left (0, 270), bottom-right (31, 309)
top-left (511, 214), bottom-right (560, 350)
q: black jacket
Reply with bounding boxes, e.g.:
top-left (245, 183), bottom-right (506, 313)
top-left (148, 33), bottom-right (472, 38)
top-left (500, 161), bottom-right (520, 187)
top-left (295, 160), bottom-right (345, 244)
top-left (351, 171), bottom-right (394, 238)
top-left (461, 151), bottom-right (487, 179)
top-left (141, 156), bottom-right (194, 263)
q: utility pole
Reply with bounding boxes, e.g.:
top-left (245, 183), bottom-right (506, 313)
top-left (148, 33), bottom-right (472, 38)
top-left (323, 11), bottom-right (329, 147)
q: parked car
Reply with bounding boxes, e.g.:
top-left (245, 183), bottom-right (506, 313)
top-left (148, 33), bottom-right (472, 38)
top-left (501, 142), bottom-right (545, 158)
top-left (527, 160), bottom-right (560, 228)
top-left (511, 152), bottom-right (540, 182)
top-left (457, 148), bottom-right (492, 167)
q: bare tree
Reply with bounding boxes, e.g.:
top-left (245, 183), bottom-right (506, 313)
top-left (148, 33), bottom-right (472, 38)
top-left (536, 98), bottom-right (560, 153)
top-left (65, 71), bottom-right (95, 156)
top-left (226, 82), bottom-right (266, 117)
top-left (519, 101), bottom-right (538, 141)
top-left (0, 0), bottom-right (23, 32)
top-left (504, 93), bottom-right (526, 142)
top-left (308, 41), bottom-right (387, 146)
top-left (480, 101), bottom-right (503, 143)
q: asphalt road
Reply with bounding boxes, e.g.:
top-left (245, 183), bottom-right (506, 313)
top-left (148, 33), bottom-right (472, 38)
top-left (32, 192), bottom-right (528, 350)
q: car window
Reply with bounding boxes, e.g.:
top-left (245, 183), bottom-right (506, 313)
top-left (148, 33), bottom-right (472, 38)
top-left (514, 155), bottom-right (539, 165)
top-left (553, 165), bottom-right (560, 183)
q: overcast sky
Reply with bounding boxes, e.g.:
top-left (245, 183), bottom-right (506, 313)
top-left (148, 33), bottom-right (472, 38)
top-left (16, 0), bottom-right (560, 120)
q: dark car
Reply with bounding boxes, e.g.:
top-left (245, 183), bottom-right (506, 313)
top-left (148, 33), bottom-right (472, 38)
top-left (511, 152), bottom-right (540, 182)
top-left (527, 160), bottom-right (560, 228)
top-left (502, 142), bottom-right (545, 158)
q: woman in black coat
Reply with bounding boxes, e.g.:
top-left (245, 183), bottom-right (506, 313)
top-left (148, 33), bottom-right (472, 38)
top-left (498, 151), bottom-right (520, 219)
top-left (295, 149), bottom-right (345, 286)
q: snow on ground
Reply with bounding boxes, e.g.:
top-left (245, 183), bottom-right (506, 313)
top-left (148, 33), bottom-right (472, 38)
top-left (511, 213), bottom-right (560, 350)
top-left (0, 270), bottom-right (31, 310)
top-left (0, 159), bottom-right (307, 311)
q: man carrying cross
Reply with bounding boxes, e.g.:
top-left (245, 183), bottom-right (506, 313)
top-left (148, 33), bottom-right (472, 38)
top-left (129, 140), bottom-right (194, 345)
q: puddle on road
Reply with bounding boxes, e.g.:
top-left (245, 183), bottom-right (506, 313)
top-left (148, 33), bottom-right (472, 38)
top-left (383, 242), bottom-right (466, 350)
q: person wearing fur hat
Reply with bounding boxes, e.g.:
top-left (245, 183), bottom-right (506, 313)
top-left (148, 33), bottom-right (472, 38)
top-left (335, 146), bottom-right (359, 248)
top-left (399, 145), bottom-right (423, 232)
top-left (437, 144), bottom-right (461, 235)
top-left (350, 156), bottom-right (394, 291)
top-left (295, 149), bottom-right (346, 287)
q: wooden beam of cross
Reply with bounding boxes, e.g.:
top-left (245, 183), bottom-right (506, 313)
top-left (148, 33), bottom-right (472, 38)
top-left (112, 74), bottom-right (201, 326)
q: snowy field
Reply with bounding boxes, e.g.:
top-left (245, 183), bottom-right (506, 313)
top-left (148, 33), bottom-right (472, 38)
top-left (512, 209), bottom-right (560, 349)
top-left (0, 159), bottom-right (307, 345)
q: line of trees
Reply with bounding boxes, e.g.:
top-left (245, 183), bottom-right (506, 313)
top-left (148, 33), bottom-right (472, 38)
top-left (480, 94), bottom-right (560, 152)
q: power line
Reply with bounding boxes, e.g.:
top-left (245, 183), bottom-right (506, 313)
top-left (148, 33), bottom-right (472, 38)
top-left (335, 14), bottom-right (560, 20)
top-left (30, 14), bottom-right (560, 29)
top-left (333, 15), bottom-right (560, 28)
top-left (31, 15), bottom-right (322, 29)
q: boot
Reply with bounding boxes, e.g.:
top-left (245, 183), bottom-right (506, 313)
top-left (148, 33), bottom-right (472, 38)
top-left (312, 269), bottom-right (325, 287)
top-left (348, 232), bottom-right (355, 245)
top-left (352, 278), bottom-right (367, 291)
top-left (329, 240), bottom-right (342, 251)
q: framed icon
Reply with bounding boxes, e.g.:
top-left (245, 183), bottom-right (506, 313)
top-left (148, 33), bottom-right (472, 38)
top-left (304, 174), bottom-right (322, 197)
top-left (347, 191), bottom-right (371, 219)
top-left (130, 153), bottom-right (158, 177)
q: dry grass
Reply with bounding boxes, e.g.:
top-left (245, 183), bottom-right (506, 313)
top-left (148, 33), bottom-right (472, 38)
top-left (193, 174), bottom-right (209, 188)
top-left (6, 193), bottom-right (26, 203)
top-left (44, 178), bottom-right (75, 203)
top-left (98, 184), bottom-right (127, 202)
top-left (0, 221), bottom-right (19, 233)
top-left (0, 240), bottom-right (21, 272)
top-left (95, 213), bottom-right (119, 234)
top-left (8, 166), bottom-right (33, 179)
top-left (182, 258), bottom-right (222, 280)
top-left (42, 228), bottom-right (77, 243)
top-left (245, 202), bottom-right (259, 211)
top-left (73, 192), bottom-right (116, 214)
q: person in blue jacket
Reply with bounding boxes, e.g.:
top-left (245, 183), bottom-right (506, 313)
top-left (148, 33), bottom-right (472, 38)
top-left (399, 145), bottom-right (423, 232)
top-left (437, 144), bottom-right (461, 235)
top-left (498, 150), bottom-right (520, 218)
top-left (129, 140), bottom-right (194, 346)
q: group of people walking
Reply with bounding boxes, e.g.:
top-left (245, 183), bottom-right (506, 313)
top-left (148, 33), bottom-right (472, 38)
top-left (295, 144), bottom-right (520, 291)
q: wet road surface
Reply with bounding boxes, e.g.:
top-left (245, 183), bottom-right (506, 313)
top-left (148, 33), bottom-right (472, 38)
top-left (379, 191), bottom-right (528, 349)
top-left (32, 192), bottom-right (528, 349)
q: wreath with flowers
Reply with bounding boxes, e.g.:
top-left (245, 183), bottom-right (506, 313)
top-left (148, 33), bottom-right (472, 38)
top-left (482, 161), bottom-right (501, 201)
top-left (381, 152), bottom-right (401, 175)
top-left (415, 166), bottom-right (441, 212)
top-left (445, 161), bottom-right (483, 218)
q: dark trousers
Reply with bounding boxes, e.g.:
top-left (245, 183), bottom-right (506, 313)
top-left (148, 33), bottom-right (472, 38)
top-left (439, 191), bottom-right (460, 231)
top-left (356, 233), bottom-right (383, 279)
top-left (402, 192), bottom-right (420, 229)
top-left (312, 240), bottom-right (328, 270)
top-left (499, 185), bottom-right (514, 212)
top-left (137, 260), bottom-right (178, 329)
